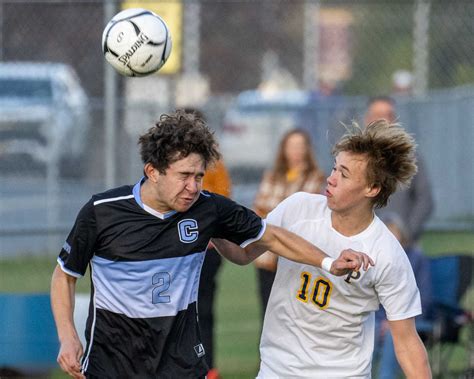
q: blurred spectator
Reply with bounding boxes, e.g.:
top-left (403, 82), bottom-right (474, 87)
top-left (365, 96), bottom-right (434, 245)
top-left (392, 69), bottom-right (413, 96)
top-left (374, 212), bottom-right (433, 379)
top-left (253, 129), bottom-right (326, 318)
top-left (199, 158), bottom-right (232, 379)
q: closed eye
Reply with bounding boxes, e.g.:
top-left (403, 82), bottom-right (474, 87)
top-left (332, 166), bottom-right (347, 178)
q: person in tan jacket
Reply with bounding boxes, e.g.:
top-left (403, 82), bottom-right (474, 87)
top-left (253, 129), bottom-right (326, 318)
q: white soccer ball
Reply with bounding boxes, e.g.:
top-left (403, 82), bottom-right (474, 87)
top-left (102, 8), bottom-right (172, 77)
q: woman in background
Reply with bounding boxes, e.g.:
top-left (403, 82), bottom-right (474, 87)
top-left (253, 129), bottom-right (326, 318)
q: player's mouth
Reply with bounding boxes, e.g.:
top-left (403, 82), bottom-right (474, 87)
top-left (181, 197), bottom-right (197, 205)
top-left (325, 188), bottom-right (332, 197)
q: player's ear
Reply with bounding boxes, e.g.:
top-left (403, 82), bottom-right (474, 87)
top-left (144, 163), bottom-right (159, 182)
top-left (365, 183), bottom-right (381, 199)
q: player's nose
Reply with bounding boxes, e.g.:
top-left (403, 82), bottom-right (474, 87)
top-left (327, 172), bottom-right (336, 187)
top-left (186, 178), bottom-right (199, 193)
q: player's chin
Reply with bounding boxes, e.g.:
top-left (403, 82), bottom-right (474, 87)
top-left (175, 204), bottom-right (192, 213)
top-left (326, 199), bottom-right (337, 211)
top-left (175, 199), bottom-right (197, 212)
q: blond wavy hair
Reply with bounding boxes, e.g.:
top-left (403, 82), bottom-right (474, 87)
top-left (332, 120), bottom-right (418, 208)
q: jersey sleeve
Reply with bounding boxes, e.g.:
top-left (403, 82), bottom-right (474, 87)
top-left (57, 198), bottom-right (97, 278)
top-left (375, 241), bottom-right (422, 321)
top-left (212, 193), bottom-right (265, 247)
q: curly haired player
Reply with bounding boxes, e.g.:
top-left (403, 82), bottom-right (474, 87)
top-left (51, 110), bottom-right (372, 379)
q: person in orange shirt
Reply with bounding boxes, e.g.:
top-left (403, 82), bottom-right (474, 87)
top-left (184, 108), bottom-right (232, 379)
top-left (203, 159), bottom-right (232, 198)
top-left (199, 159), bottom-right (232, 379)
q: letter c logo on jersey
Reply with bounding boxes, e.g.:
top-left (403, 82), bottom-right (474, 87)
top-left (178, 219), bottom-right (199, 243)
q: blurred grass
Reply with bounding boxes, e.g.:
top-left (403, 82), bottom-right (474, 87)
top-left (421, 231), bottom-right (474, 255)
top-left (0, 231), bottom-right (472, 378)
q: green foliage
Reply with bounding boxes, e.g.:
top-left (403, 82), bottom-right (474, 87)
top-left (342, 4), bottom-right (413, 95)
top-left (341, 2), bottom-right (474, 94)
top-left (453, 65), bottom-right (474, 87)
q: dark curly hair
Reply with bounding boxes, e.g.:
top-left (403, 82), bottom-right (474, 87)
top-left (138, 109), bottom-right (221, 175)
top-left (332, 120), bottom-right (417, 209)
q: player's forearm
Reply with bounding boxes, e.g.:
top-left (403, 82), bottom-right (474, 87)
top-left (51, 265), bottom-right (80, 342)
top-left (391, 319), bottom-right (432, 379)
top-left (259, 225), bottom-right (326, 268)
top-left (396, 341), bottom-right (431, 379)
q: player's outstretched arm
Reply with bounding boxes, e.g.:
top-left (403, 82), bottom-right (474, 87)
top-left (389, 318), bottom-right (432, 379)
top-left (51, 266), bottom-right (85, 379)
top-left (256, 225), bottom-right (373, 275)
top-left (213, 225), bottom-right (373, 275)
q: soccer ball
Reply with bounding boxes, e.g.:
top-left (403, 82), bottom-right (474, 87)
top-left (102, 8), bottom-right (172, 77)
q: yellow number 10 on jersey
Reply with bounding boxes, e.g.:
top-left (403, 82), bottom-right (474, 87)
top-left (296, 272), bottom-right (333, 309)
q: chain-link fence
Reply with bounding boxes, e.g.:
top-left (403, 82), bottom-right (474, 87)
top-left (0, 0), bottom-right (473, 257)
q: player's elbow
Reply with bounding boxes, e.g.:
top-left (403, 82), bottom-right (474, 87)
top-left (224, 251), bottom-right (253, 266)
top-left (233, 258), bottom-right (252, 266)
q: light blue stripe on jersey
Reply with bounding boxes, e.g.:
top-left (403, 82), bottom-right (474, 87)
top-left (91, 251), bottom-right (205, 318)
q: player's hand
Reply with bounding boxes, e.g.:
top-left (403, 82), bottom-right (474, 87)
top-left (57, 336), bottom-right (85, 379)
top-left (330, 249), bottom-right (374, 276)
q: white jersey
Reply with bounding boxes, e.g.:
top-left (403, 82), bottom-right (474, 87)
top-left (257, 193), bottom-right (421, 379)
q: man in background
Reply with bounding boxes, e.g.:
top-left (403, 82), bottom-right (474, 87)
top-left (365, 96), bottom-right (434, 245)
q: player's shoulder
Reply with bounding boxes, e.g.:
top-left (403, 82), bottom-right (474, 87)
top-left (270, 192), bottom-right (328, 225)
top-left (288, 191), bottom-right (326, 203)
top-left (372, 218), bottom-right (410, 264)
top-left (281, 192), bottom-right (327, 212)
top-left (91, 184), bottom-right (134, 206)
top-left (376, 219), bottom-right (404, 249)
top-left (197, 190), bottom-right (237, 209)
top-left (199, 190), bottom-right (228, 202)
top-left (75, 185), bottom-right (133, 221)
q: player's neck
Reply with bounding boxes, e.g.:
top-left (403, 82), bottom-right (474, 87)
top-left (140, 180), bottom-right (171, 214)
top-left (331, 207), bottom-right (374, 237)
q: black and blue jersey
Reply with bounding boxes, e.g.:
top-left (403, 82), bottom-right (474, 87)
top-left (57, 178), bottom-right (265, 378)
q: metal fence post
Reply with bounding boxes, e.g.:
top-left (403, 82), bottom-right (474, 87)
top-left (303, 0), bottom-right (320, 91)
top-left (183, 0), bottom-right (200, 75)
top-left (103, 0), bottom-right (118, 188)
top-left (413, 0), bottom-right (431, 96)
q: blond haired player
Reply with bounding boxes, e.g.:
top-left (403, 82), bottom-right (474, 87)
top-left (215, 120), bottom-right (431, 378)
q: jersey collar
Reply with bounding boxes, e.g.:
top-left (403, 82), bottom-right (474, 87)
top-left (133, 177), bottom-right (177, 220)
